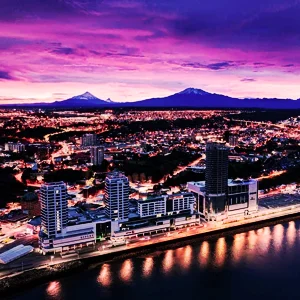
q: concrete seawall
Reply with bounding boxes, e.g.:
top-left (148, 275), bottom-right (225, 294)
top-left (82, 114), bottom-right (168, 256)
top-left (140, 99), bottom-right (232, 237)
top-left (2, 209), bottom-right (300, 296)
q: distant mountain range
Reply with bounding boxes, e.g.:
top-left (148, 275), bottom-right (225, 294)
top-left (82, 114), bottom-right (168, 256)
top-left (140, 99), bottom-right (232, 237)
top-left (2, 88), bottom-right (300, 109)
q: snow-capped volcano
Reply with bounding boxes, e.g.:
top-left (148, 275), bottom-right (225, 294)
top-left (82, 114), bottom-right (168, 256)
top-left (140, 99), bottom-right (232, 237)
top-left (70, 92), bottom-right (100, 100)
top-left (48, 91), bottom-right (113, 107)
top-left (177, 88), bottom-right (210, 95)
top-left (68, 92), bottom-right (114, 103)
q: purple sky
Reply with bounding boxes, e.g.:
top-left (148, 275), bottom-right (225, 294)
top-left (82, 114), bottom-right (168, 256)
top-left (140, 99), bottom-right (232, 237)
top-left (1, 0), bottom-right (300, 103)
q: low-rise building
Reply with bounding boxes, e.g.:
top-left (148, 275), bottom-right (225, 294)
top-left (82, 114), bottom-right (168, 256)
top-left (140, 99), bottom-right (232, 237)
top-left (138, 195), bottom-right (167, 218)
top-left (227, 179), bottom-right (258, 218)
top-left (167, 192), bottom-right (195, 215)
top-left (5, 142), bottom-right (25, 152)
top-left (21, 192), bottom-right (41, 218)
top-left (111, 192), bottom-right (198, 239)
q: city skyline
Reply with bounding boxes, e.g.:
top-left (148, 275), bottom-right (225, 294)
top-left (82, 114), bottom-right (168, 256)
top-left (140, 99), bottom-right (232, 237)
top-left (2, 0), bottom-right (300, 103)
top-left (1, 106), bottom-right (300, 297)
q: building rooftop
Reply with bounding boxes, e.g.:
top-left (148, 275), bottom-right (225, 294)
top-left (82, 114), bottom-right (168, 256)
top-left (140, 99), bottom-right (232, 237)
top-left (188, 179), bottom-right (257, 187)
top-left (170, 192), bottom-right (194, 198)
top-left (105, 171), bottom-right (127, 180)
top-left (188, 181), bottom-right (205, 187)
top-left (22, 192), bottom-right (38, 202)
top-left (228, 178), bottom-right (257, 186)
top-left (28, 216), bottom-right (41, 226)
top-left (0, 244), bottom-right (34, 264)
top-left (138, 196), bottom-right (166, 204)
top-left (42, 181), bottom-right (65, 186)
top-left (67, 206), bottom-right (109, 226)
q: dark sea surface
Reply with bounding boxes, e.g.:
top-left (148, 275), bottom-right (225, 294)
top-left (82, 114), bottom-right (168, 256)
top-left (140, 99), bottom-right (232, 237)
top-left (9, 220), bottom-right (300, 300)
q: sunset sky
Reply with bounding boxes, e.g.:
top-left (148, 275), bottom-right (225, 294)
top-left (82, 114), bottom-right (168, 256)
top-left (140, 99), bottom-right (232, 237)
top-left (1, 0), bottom-right (300, 103)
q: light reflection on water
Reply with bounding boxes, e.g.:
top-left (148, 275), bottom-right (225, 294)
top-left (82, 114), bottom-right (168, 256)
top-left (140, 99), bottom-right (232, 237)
top-left (198, 241), bottom-right (210, 267)
top-left (142, 257), bottom-right (154, 278)
top-left (247, 230), bottom-right (257, 251)
top-left (232, 232), bottom-right (246, 264)
top-left (97, 264), bottom-right (112, 287)
top-left (162, 249), bottom-right (174, 275)
top-left (214, 237), bottom-right (227, 267)
top-left (257, 227), bottom-right (271, 255)
top-left (179, 245), bottom-right (193, 270)
top-left (107, 222), bottom-right (299, 284)
top-left (119, 259), bottom-right (133, 283)
top-left (46, 281), bottom-right (62, 299)
top-left (273, 224), bottom-right (284, 252)
top-left (24, 221), bottom-right (300, 300)
top-left (111, 222), bottom-right (299, 284)
top-left (287, 221), bottom-right (296, 247)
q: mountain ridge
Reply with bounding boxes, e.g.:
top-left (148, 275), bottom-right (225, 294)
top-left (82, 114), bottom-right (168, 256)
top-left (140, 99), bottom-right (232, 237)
top-left (1, 88), bottom-right (300, 109)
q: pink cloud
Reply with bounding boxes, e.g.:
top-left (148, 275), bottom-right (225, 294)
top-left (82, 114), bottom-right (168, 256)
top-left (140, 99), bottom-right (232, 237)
top-left (1, 0), bottom-right (300, 103)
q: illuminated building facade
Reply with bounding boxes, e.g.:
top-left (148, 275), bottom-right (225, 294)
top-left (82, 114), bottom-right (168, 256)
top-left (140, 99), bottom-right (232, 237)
top-left (90, 146), bottom-right (104, 166)
top-left (40, 182), bottom-right (68, 239)
top-left (205, 142), bottom-right (229, 218)
top-left (105, 172), bottom-right (129, 221)
top-left (81, 133), bottom-right (97, 147)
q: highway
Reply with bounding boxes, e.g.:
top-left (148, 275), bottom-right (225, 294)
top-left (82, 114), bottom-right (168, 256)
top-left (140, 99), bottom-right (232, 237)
top-left (231, 119), bottom-right (287, 130)
top-left (130, 154), bottom-right (205, 193)
top-left (257, 170), bottom-right (286, 181)
top-left (170, 154), bottom-right (205, 178)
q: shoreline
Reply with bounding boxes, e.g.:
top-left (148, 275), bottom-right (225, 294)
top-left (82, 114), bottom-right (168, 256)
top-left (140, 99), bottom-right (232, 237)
top-left (2, 209), bottom-right (300, 296)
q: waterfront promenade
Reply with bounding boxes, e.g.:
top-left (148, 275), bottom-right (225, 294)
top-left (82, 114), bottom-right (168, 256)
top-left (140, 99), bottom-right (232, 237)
top-left (1, 201), bottom-right (300, 282)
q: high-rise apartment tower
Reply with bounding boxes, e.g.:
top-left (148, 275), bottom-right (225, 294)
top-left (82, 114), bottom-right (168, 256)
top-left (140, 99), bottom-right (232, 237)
top-left (104, 172), bottom-right (129, 221)
top-left (40, 182), bottom-right (68, 238)
top-left (205, 142), bottom-right (229, 216)
top-left (90, 146), bottom-right (104, 166)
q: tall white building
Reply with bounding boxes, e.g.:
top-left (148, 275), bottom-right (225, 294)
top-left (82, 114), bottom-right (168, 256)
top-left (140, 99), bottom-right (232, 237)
top-left (90, 146), bottom-right (104, 166)
top-left (105, 172), bottom-right (129, 221)
top-left (40, 182), bottom-right (68, 238)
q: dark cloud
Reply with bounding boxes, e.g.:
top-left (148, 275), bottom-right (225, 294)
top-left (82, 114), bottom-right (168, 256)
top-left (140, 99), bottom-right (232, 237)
top-left (0, 37), bottom-right (32, 50)
top-left (89, 50), bottom-right (101, 55)
top-left (253, 62), bottom-right (275, 68)
top-left (51, 47), bottom-right (77, 55)
top-left (241, 78), bottom-right (256, 82)
top-left (206, 62), bottom-right (237, 70)
top-left (0, 0), bottom-right (77, 21)
top-left (180, 61), bottom-right (242, 70)
top-left (3, 0), bottom-right (300, 54)
top-left (241, 4), bottom-right (300, 39)
top-left (90, 47), bottom-right (144, 58)
top-left (166, 0), bottom-right (300, 52)
top-left (253, 62), bottom-right (266, 66)
top-left (103, 52), bottom-right (144, 58)
top-left (2, 0), bottom-right (300, 96)
top-left (283, 64), bottom-right (294, 67)
top-left (0, 70), bottom-right (15, 80)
